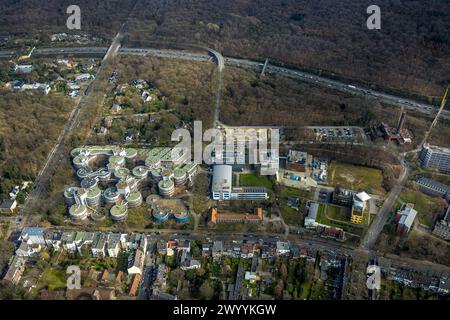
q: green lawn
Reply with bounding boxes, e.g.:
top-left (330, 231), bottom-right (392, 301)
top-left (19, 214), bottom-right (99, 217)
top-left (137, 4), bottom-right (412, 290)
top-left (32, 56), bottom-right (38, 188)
top-left (278, 187), bottom-right (299, 198)
top-left (329, 161), bottom-right (385, 195)
top-left (316, 204), bottom-right (365, 236)
top-left (0, 223), bottom-right (8, 241)
top-left (38, 268), bottom-right (67, 291)
top-left (276, 187), bottom-right (308, 226)
top-left (281, 207), bottom-right (303, 226)
top-left (126, 206), bottom-right (151, 229)
top-left (325, 204), bottom-right (348, 221)
top-left (239, 174), bottom-right (274, 189)
top-left (400, 188), bottom-right (445, 227)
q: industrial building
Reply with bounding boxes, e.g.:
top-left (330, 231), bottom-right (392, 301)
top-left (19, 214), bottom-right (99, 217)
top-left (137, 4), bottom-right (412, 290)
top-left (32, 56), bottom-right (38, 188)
top-left (379, 111), bottom-right (412, 144)
top-left (211, 165), bottom-right (268, 201)
top-left (420, 143), bottom-right (450, 173)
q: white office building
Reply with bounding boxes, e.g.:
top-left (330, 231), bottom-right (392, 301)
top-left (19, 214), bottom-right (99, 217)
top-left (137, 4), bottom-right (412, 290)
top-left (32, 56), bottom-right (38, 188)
top-left (211, 165), bottom-right (269, 201)
top-left (420, 143), bottom-right (450, 173)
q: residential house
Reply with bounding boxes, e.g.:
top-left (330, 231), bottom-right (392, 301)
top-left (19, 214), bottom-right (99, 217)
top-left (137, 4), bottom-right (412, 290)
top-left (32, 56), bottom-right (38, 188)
top-left (16, 242), bottom-right (42, 257)
top-left (20, 227), bottom-right (46, 246)
top-left (107, 233), bottom-right (121, 258)
top-left (240, 242), bottom-right (255, 259)
top-left (156, 240), bottom-right (167, 255)
top-left (276, 241), bottom-right (290, 255)
top-left (75, 73), bottom-right (93, 81)
top-left (3, 255), bottom-right (26, 285)
top-left (202, 242), bottom-right (212, 258)
top-left (129, 274), bottom-right (141, 296)
top-left (395, 203), bottom-right (418, 235)
top-left (154, 264), bottom-right (168, 289)
top-left (74, 231), bottom-right (86, 248)
top-left (92, 233), bottom-right (107, 257)
top-left (128, 248), bottom-right (145, 275)
top-left (13, 64), bottom-right (34, 74)
top-left (177, 240), bottom-right (190, 253)
top-left (212, 241), bottom-right (223, 260)
top-left (166, 240), bottom-right (178, 257)
top-left (438, 278), bottom-right (450, 294)
top-left (44, 231), bottom-right (62, 251)
top-left (61, 231), bottom-right (77, 253)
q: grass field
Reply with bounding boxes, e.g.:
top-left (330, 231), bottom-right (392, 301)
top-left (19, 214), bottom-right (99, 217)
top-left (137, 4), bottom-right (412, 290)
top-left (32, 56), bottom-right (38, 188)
top-left (0, 223), bottom-right (8, 241)
top-left (329, 161), bottom-right (385, 195)
top-left (239, 174), bottom-right (274, 189)
top-left (276, 187), bottom-right (310, 227)
top-left (281, 207), bottom-right (303, 226)
top-left (126, 206), bottom-right (151, 229)
top-left (400, 188), bottom-right (446, 227)
top-left (38, 268), bottom-right (67, 291)
top-left (326, 205), bottom-right (349, 221)
top-left (316, 203), bottom-right (365, 236)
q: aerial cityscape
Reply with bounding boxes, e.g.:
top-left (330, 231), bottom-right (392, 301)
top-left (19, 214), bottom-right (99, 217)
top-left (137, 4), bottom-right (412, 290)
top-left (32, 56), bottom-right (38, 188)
top-left (0, 0), bottom-right (449, 308)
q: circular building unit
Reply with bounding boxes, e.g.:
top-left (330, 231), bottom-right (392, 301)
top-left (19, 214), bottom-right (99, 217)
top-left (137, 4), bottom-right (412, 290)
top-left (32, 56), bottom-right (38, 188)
top-left (158, 179), bottom-right (175, 198)
top-left (77, 167), bottom-right (93, 179)
top-left (69, 204), bottom-right (89, 220)
top-left (146, 194), bottom-right (161, 207)
top-left (64, 187), bottom-right (78, 206)
top-left (126, 191), bottom-right (143, 207)
top-left (72, 155), bottom-right (92, 169)
top-left (173, 210), bottom-right (190, 223)
top-left (110, 203), bottom-right (128, 221)
top-left (162, 169), bottom-right (174, 179)
top-left (109, 155), bottom-right (125, 167)
top-left (70, 147), bottom-right (83, 158)
top-left (114, 167), bottom-right (130, 180)
top-left (152, 208), bottom-right (169, 222)
top-left (86, 186), bottom-right (101, 207)
top-left (103, 187), bottom-right (120, 204)
top-left (124, 148), bottom-right (138, 158)
top-left (150, 168), bottom-right (162, 181)
top-left (97, 168), bottom-right (111, 181)
top-left (173, 168), bottom-right (187, 186)
top-left (132, 166), bottom-right (149, 179)
top-left (80, 176), bottom-right (98, 189)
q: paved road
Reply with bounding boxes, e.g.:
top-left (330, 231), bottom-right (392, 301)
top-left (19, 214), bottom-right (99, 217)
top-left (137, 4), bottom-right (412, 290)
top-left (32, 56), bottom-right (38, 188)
top-left (361, 155), bottom-right (410, 249)
top-left (17, 28), bottom-right (126, 221)
top-left (1, 46), bottom-right (448, 119)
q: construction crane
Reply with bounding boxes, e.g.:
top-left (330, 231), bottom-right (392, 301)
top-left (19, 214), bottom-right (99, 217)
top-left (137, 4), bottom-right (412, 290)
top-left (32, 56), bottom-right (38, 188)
top-left (18, 46), bottom-right (35, 61)
top-left (431, 84), bottom-right (449, 129)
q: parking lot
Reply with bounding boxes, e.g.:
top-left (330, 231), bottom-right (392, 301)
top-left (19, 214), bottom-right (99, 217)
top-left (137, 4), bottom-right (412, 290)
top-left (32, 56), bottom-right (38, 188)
top-left (311, 126), bottom-right (366, 144)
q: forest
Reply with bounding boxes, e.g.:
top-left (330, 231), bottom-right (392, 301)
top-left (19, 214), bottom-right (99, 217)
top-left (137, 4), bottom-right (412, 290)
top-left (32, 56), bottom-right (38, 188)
top-left (0, 0), bottom-right (135, 45)
top-left (0, 90), bottom-right (72, 201)
top-left (1, 0), bottom-right (448, 100)
top-left (125, 0), bottom-right (450, 101)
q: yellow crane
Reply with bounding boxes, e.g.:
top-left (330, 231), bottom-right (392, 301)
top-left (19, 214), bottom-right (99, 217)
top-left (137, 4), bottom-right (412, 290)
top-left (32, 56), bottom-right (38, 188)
top-left (18, 46), bottom-right (35, 61)
top-left (431, 84), bottom-right (449, 129)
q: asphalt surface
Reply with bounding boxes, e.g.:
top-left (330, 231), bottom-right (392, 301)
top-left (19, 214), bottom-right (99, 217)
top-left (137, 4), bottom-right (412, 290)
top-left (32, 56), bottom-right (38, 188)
top-left (361, 155), bottom-right (410, 249)
top-left (1, 46), bottom-right (447, 119)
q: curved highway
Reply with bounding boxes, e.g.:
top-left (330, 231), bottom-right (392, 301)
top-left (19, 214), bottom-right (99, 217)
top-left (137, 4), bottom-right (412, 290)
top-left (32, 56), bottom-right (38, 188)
top-left (1, 46), bottom-right (447, 119)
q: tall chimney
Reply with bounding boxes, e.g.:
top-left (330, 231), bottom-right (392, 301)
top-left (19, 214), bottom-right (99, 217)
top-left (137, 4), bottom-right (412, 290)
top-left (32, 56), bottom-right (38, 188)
top-left (397, 111), bottom-right (406, 133)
